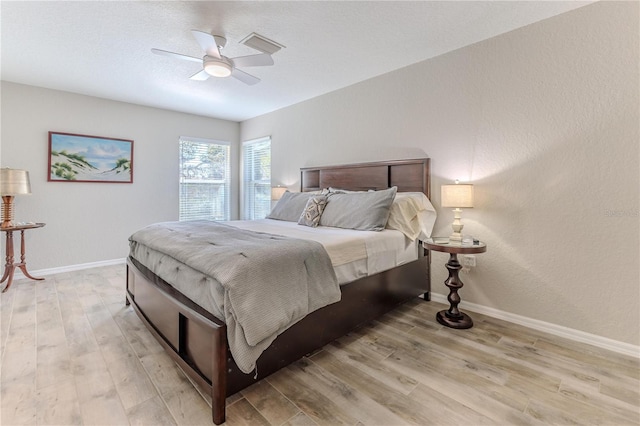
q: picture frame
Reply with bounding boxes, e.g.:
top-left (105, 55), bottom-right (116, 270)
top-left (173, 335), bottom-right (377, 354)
top-left (48, 132), bottom-right (134, 183)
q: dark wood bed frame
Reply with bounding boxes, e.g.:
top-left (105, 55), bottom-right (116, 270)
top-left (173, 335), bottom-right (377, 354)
top-left (126, 158), bottom-right (431, 424)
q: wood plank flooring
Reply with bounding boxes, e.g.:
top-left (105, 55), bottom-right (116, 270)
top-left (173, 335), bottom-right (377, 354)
top-left (1, 265), bottom-right (638, 425)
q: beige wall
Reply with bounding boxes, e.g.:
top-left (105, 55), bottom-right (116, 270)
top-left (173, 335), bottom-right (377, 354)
top-left (0, 83), bottom-right (240, 269)
top-left (241, 2), bottom-right (640, 346)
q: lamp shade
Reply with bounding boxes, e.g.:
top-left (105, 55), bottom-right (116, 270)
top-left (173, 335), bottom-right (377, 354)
top-left (441, 183), bottom-right (473, 208)
top-left (271, 186), bottom-right (287, 201)
top-left (0, 168), bottom-right (31, 196)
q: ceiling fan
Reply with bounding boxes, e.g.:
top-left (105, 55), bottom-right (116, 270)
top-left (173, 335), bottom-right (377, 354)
top-left (151, 30), bottom-right (274, 85)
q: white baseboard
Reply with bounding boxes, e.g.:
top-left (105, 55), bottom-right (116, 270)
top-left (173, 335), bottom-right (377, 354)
top-left (13, 258), bottom-right (126, 281)
top-left (430, 293), bottom-right (640, 359)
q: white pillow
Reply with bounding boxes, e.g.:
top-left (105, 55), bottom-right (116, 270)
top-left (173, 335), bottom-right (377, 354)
top-left (386, 192), bottom-right (437, 241)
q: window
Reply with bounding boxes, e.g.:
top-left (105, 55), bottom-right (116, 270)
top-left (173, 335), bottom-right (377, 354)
top-left (179, 137), bottom-right (230, 221)
top-left (242, 136), bottom-right (271, 219)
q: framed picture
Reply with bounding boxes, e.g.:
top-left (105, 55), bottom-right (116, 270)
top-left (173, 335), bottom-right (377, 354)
top-left (48, 132), bottom-right (134, 183)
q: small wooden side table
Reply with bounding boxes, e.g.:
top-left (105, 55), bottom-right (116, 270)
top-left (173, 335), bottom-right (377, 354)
top-left (0, 223), bottom-right (46, 293)
top-left (424, 238), bottom-right (486, 329)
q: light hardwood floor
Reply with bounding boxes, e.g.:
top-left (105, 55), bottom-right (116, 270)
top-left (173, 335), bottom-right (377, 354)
top-left (1, 264), bottom-right (638, 425)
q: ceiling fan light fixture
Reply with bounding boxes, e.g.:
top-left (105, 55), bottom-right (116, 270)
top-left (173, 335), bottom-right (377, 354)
top-left (204, 57), bottom-right (232, 77)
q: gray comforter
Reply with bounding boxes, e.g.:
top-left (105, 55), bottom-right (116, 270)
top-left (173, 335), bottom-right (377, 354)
top-left (129, 220), bottom-right (340, 373)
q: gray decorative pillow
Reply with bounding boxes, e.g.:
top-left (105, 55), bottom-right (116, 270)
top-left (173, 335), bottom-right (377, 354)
top-left (298, 196), bottom-right (329, 227)
top-left (320, 186), bottom-right (397, 231)
top-left (267, 191), bottom-right (317, 222)
top-left (328, 187), bottom-right (368, 194)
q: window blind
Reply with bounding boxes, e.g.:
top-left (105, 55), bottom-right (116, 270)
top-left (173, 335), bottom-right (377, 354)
top-left (242, 136), bottom-right (271, 220)
top-left (179, 138), bottom-right (230, 221)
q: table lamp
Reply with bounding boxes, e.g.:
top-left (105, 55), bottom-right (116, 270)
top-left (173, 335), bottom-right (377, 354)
top-left (441, 180), bottom-right (474, 242)
top-left (0, 168), bottom-right (31, 228)
top-left (271, 186), bottom-right (287, 201)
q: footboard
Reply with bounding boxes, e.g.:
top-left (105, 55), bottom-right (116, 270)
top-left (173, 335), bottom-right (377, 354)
top-left (126, 258), bottom-right (227, 424)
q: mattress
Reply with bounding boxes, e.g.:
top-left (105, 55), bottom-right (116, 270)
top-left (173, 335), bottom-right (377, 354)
top-left (225, 219), bottom-right (418, 285)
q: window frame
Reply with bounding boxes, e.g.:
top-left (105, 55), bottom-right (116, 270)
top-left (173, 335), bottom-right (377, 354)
top-left (179, 136), bottom-right (231, 222)
top-left (242, 136), bottom-right (272, 220)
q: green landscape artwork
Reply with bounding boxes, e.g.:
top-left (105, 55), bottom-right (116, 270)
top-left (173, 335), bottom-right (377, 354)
top-left (48, 132), bottom-right (133, 183)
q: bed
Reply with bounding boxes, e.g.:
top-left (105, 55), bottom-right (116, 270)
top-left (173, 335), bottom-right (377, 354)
top-left (126, 158), bottom-right (433, 424)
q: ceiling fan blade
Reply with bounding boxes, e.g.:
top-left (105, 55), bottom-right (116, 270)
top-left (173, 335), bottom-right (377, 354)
top-left (151, 48), bottom-right (201, 63)
top-left (190, 69), bottom-right (210, 81)
top-left (191, 30), bottom-right (221, 59)
top-left (231, 53), bottom-right (274, 68)
top-left (231, 68), bottom-right (260, 85)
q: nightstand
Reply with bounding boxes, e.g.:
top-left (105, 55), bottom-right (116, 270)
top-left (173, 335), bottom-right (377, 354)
top-left (423, 238), bottom-right (486, 329)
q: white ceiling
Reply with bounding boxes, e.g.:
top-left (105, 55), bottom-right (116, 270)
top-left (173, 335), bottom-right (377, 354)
top-left (1, 1), bottom-right (591, 122)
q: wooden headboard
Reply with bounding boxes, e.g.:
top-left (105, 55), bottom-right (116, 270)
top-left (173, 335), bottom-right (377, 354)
top-left (300, 158), bottom-right (430, 199)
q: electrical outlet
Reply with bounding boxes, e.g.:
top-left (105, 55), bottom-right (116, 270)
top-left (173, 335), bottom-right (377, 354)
top-left (462, 255), bottom-right (476, 267)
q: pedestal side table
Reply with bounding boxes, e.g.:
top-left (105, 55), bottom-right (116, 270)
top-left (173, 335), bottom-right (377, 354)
top-left (423, 239), bottom-right (486, 329)
top-left (1, 222), bottom-right (46, 293)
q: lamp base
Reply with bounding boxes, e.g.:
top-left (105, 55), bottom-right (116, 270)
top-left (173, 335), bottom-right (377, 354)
top-left (1, 196), bottom-right (15, 229)
top-left (449, 208), bottom-right (464, 243)
top-left (449, 232), bottom-right (463, 242)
